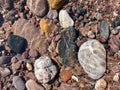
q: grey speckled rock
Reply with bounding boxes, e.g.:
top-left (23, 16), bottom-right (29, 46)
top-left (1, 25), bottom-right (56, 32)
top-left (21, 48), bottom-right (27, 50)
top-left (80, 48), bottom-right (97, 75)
top-left (98, 20), bottom-right (109, 40)
top-left (34, 56), bottom-right (58, 83)
top-left (13, 76), bottom-right (26, 90)
top-left (59, 10), bottom-right (74, 28)
top-left (27, 0), bottom-right (48, 17)
top-left (0, 56), bottom-right (11, 66)
top-left (78, 39), bottom-right (106, 79)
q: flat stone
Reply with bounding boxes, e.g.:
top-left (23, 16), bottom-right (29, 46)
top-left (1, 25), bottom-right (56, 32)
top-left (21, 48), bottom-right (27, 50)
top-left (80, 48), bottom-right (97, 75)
top-left (78, 39), bottom-right (106, 79)
top-left (59, 10), bottom-right (74, 28)
top-left (26, 79), bottom-right (45, 90)
top-left (7, 34), bottom-right (27, 54)
top-left (98, 20), bottom-right (109, 40)
top-left (0, 56), bottom-right (11, 66)
top-left (58, 27), bottom-right (78, 66)
top-left (13, 76), bottom-right (26, 90)
top-left (27, 0), bottom-right (48, 17)
top-left (13, 18), bottom-right (49, 55)
top-left (34, 56), bottom-right (58, 83)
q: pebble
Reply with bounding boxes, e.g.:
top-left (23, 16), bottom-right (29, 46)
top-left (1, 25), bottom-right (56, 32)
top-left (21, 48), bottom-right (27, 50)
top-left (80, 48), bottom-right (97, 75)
top-left (111, 65), bottom-right (120, 73)
top-left (78, 39), bottom-right (106, 79)
top-left (26, 72), bottom-right (36, 81)
top-left (48, 0), bottom-right (67, 9)
top-left (13, 19), bottom-right (49, 55)
top-left (13, 76), bottom-right (26, 90)
top-left (29, 49), bottom-right (39, 58)
top-left (26, 79), bottom-right (45, 90)
top-left (113, 73), bottom-right (120, 82)
top-left (0, 68), bottom-right (11, 77)
top-left (34, 56), bottom-right (58, 83)
top-left (112, 18), bottom-right (120, 28)
top-left (76, 5), bottom-right (86, 16)
top-left (47, 10), bottom-right (58, 19)
top-left (58, 27), bottom-right (78, 66)
top-left (27, 0), bottom-right (48, 17)
top-left (87, 31), bottom-right (95, 39)
top-left (0, 13), bottom-right (4, 27)
top-left (95, 78), bottom-right (107, 90)
top-left (59, 10), bottom-right (74, 28)
top-left (98, 20), bottom-right (109, 40)
top-left (111, 29), bottom-right (119, 35)
top-left (12, 61), bottom-right (22, 70)
top-left (26, 62), bottom-right (33, 71)
top-left (0, 56), bottom-right (11, 66)
top-left (7, 34), bottom-right (27, 54)
top-left (60, 68), bottom-right (72, 82)
top-left (4, 0), bottom-right (13, 10)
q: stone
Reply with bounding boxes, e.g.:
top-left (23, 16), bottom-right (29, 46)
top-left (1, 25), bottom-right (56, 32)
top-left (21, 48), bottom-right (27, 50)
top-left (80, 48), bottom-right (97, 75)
top-left (58, 27), bottom-right (78, 66)
top-left (0, 56), bottom-right (11, 66)
top-left (0, 13), bottom-right (4, 27)
top-left (59, 10), bottom-right (74, 28)
top-left (29, 49), bottom-right (39, 58)
top-left (26, 63), bottom-right (33, 71)
top-left (5, 10), bottom-right (18, 23)
top-left (48, 0), bottom-right (67, 9)
top-left (111, 65), bottom-right (120, 73)
top-left (12, 61), bottom-right (22, 70)
top-left (76, 5), bottom-right (86, 16)
top-left (78, 39), bottom-right (106, 79)
top-left (27, 0), bottom-right (48, 17)
top-left (26, 79), bottom-right (45, 90)
top-left (0, 0), bottom-right (13, 10)
top-left (109, 33), bottom-right (120, 52)
top-left (0, 68), bottom-right (11, 77)
top-left (7, 34), bottom-right (27, 54)
top-left (95, 78), bottom-right (107, 90)
top-left (13, 18), bottom-right (49, 55)
top-left (34, 56), bottom-right (58, 83)
top-left (47, 10), bottom-right (58, 19)
top-left (87, 31), bottom-right (95, 39)
top-left (26, 72), bottom-right (36, 81)
top-left (113, 73), bottom-right (120, 82)
top-left (13, 76), bottom-right (26, 90)
top-left (60, 68), bottom-right (72, 82)
top-left (112, 18), bottom-right (120, 28)
top-left (98, 20), bottom-right (109, 40)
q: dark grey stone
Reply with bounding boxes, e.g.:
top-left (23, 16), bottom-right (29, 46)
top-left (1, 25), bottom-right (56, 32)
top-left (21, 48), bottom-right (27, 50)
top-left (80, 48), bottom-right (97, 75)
top-left (112, 18), bottom-right (120, 28)
top-left (98, 20), bottom-right (109, 40)
top-left (8, 34), bottom-right (27, 53)
top-left (58, 27), bottom-right (78, 66)
top-left (0, 56), bottom-right (11, 66)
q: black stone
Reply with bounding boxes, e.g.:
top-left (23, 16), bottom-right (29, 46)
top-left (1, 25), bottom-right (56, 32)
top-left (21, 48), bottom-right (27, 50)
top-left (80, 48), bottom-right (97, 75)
top-left (8, 34), bottom-right (27, 54)
top-left (76, 5), bottom-right (86, 16)
top-left (98, 20), bottom-right (109, 40)
top-left (58, 27), bottom-right (78, 66)
top-left (112, 18), bottom-right (120, 28)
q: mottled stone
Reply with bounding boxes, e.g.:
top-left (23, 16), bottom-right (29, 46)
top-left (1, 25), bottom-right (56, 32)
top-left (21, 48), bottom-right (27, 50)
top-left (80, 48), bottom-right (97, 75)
top-left (13, 76), bottom-right (26, 90)
top-left (34, 56), bottom-right (58, 83)
top-left (95, 79), bottom-right (107, 90)
top-left (29, 49), bottom-right (39, 58)
top-left (112, 18), bottom-right (120, 28)
top-left (48, 0), bottom-right (67, 9)
top-left (78, 39), bottom-right (106, 79)
top-left (98, 20), bottom-right (109, 40)
top-left (58, 27), bottom-right (78, 66)
top-left (59, 10), bottom-right (74, 28)
top-left (27, 0), bottom-right (48, 17)
top-left (13, 19), bottom-right (49, 55)
top-left (0, 56), bottom-right (11, 66)
top-left (26, 79), bottom-right (45, 90)
top-left (0, 68), bottom-right (11, 77)
top-left (113, 73), bottom-right (120, 82)
top-left (47, 10), bottom-right (58, 19)
top-left (8, 34), bottom-right (27, 53)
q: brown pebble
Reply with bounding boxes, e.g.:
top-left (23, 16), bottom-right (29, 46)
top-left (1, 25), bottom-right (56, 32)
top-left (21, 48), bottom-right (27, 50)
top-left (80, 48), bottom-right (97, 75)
top-left (29, 49), bottom-right (39, 58)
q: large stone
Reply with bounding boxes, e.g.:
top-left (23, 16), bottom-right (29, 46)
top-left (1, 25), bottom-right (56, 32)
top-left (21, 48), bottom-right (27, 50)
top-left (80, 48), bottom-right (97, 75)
top-left (26, 79), bottom-right (45, 90)
top-left (34, 56), bottom-right (58, 83)
top-left (59, 10), bottom-right (74, 28)
top-left (27, 0), bottom-right (48, 17)
top-left (8, 34), bottom-right (27, 53)
top-left (78, 39), bottom-right (106, 79)
top-left (58, 27), bottom-right (78, 66)
top-left (48, 0), bottom-right (67, 9)
top-left (13, 19), bottom-right (49, 55)
top-left (98, 20), bottom-right (109, 40)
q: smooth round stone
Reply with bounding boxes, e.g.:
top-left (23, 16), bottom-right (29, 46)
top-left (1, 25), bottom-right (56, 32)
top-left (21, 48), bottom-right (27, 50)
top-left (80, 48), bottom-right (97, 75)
top-left (26, 79), bottom-right (45, 90)
top-left (34, 56), bottom-right (58, 83)
top-left (47, 10), bottom-right (58, 19)
top-left (0, 68), bottom-right (11, 77)
top-left (13, 76), bottom-right (26, 90)
top-left (78, 39), bottom-right (106, 79)
top-left (0, 56), bottom-right (11, 66)
top-left (59, 10), bottom-right (74, 28)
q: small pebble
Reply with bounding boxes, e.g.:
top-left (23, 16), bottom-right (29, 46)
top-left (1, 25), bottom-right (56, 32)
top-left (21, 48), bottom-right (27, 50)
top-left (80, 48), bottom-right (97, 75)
top-left (47, 10), bottom-right (58, 19)
top-left (113, 73), bottom-right (120, 82)
top-left (29, 49), bottom-right (39, 58)
top-left (26, 63), bottom-right (33, 71)
top-left (12, 61), bottom-right (22, 70)
top-left (0, 68), bottom-right (11, 77)
top-left (95, 78), bottom-right (107, 90)
top-left (111, 65), bottom-right (120, 73)
top-left (13, 76), bottom-right (26, 90)
top-left (111, 29), bottom-right (119, 35)
top-left (87, 31), bottom-right (95, 39)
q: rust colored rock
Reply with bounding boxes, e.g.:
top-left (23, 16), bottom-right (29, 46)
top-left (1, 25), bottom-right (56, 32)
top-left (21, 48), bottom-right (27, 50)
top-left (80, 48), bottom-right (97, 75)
top-left (13, 19), bottom-right (49, 55)
top-left (27, 0), bottom-right (48, 17)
